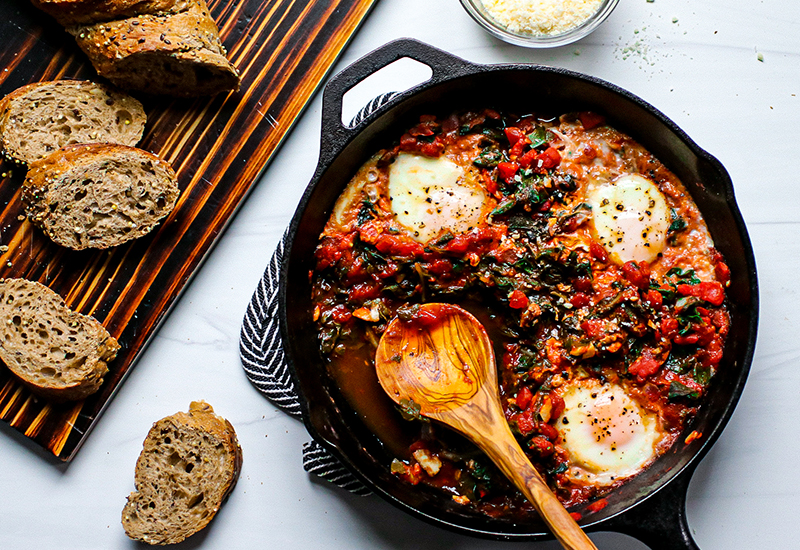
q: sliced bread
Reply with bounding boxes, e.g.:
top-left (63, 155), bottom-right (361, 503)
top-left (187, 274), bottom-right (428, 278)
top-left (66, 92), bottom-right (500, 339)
top-left (23, 143), bottom-right (180, 250)
top-left (0, 80), bottom-right (146, 165)
top-left (30, 0), bottom-right (191, 26)
top-left (0, 278), bottom-right (120, 401)
top-left (122, 401), bottom-right (243, 545)
top-left (69, 0), bottom-right (240, 97)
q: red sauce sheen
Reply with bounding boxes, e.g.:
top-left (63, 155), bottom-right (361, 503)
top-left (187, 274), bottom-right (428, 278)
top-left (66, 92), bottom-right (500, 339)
top-left (311, 109), bottom-right (730, 517)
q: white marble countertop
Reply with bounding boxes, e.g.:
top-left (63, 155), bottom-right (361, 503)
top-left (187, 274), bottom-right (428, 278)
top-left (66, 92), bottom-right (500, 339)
top-left (1, 1), bottom-right (798, 548)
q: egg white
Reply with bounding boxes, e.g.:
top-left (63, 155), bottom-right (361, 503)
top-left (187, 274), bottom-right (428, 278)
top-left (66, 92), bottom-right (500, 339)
top-left (555, 378), bottom-right (664, 486)
top-left (388, 153), bottom-right (487, 244)
top-left (588, 174), bottom-right (670, 264)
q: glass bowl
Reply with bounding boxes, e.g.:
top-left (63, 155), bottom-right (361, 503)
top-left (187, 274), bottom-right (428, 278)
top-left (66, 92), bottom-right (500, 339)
top-left (459, 0), bottom-right (620, 48)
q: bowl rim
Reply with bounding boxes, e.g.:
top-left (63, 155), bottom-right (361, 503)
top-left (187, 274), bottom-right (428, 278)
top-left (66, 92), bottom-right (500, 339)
top-left (459, 0), bottom-right (621, 48)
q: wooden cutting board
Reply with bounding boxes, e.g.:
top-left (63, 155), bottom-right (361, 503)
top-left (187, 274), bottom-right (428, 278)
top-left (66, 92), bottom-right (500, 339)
top-left (0, 0), bottom-right (377, 460)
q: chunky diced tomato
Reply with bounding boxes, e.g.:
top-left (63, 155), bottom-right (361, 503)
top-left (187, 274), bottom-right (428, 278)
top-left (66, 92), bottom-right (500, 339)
top-left (517, 148), bottom-right (539, 169)
top-left (587, 498), bottom-right (608, 513)
top-left (715, 260), bottom-right (731, 284)
top-left (573, 276), bottom-right (594, 292)
top-left (570, 292), bottom-right (590, 309)
top-left (504, 126), bottom-right (527, 146)
top-left (509, 289), bottom-right (529, 309)
top-left (535, 421), bottom-right (560, 442)
top-left (418, 139), bottom-right (445, 157)
top-left (314, 233), bottom-right (355, 270)
top-left (677, 281), bottom-right (725, 306)
top-left (549, 393), bottom-right (565, 420)
top-left (578, 111), bottom-right (606, 130)
top-left (516, 411), bottom-right (535, 436)
top-left (621, 260), bottom-right (651, 289)
top-left (399, 133), bottom-right (416, 147)
top-left (644, 289), bottom-right (663, 309)
top-left (425, 259), bottom-right (453, 276)
top-left (418, 311), bottom-right (443, 329)
top-left (674, 333), bottom-right (699, 345)
top-left (660, 316), bottom-right (679, 338)
top-left (375, 233), bottom-right (423, 257)
top-left (581, 318), bottom-right (605, 340)
top-left (328, 305), bottom-right (352, 323)
top-left (482, 171), bottom-right (498, 194)
top-left (697, 282), bottom-right (725, 306)
top-left (516, 386), bottom-right (533, 410)
top-left (589, 241), bottom-right (608, 263)
top-left (536, 146), bottom-right (561, 170)
top-left (528, 436), bottom-right (555, 457)
top-left (629, 348), bottom-right (663, 379)
top-left (347, 282), bottom-right (380, 302)
top-left (443, 226), bottom-right (506, 256)
top-left (711, 309), bottom-right (730, 336)
top-left (497, 161), bottom-right (519, 182)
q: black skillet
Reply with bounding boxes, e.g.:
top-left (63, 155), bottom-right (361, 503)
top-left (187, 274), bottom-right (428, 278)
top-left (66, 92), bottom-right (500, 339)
top-left (279, 39), bottom-right (758, 549)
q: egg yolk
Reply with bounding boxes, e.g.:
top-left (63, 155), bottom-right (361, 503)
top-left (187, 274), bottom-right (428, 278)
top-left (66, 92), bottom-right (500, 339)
top-left (588, 174), bottom-right (671, 265)
top-left (556, 379), bottom-right (664, 485)
top-left (388, 153), bottom-right (488, 244)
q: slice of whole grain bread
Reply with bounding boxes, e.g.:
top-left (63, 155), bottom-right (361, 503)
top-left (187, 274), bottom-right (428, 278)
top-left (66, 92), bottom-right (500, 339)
top-left (23, 143), bottom-right (180, 250)
top-left (0, 80), bottom-right (146, 165)
top-left (30, 0), bottom-right (191, 26)
top-left (69, 0), bottom-right (240, 97)
top-left (0, 278), bottom-right (120, 401)
top-left (122, 401), bottom-right (243, 545)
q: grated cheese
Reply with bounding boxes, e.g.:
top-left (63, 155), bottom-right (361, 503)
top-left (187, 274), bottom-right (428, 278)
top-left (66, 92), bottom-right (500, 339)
top-left (480, 0), bottom-right (604, 37)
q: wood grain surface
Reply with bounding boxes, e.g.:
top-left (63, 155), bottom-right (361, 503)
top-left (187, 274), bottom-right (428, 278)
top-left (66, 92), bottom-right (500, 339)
top-left (0, 0), bottom-right (376, 460)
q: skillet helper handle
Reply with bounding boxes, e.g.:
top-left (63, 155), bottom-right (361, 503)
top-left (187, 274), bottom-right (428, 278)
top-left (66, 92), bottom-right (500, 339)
top-left (591, 464), bottom-right (700, 550)
top-left (319, 38), bottom-right (472, 163)
top-left (475, 425), bottom-right (598, 550)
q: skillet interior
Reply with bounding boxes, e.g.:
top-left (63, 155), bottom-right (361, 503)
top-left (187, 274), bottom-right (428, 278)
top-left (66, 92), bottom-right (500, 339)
top-left (281, 61), bottom-right (757, 539)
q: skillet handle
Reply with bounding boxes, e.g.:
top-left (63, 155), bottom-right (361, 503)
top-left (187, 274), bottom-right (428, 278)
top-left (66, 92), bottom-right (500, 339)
top-left (319, 38), bottom-right (472, 165)
top-left (589, 464), bottom-right (700, 549)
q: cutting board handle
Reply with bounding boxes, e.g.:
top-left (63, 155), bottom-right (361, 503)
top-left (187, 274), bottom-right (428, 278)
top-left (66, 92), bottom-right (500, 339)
top-left (319, 38), bottom-right (472, 165)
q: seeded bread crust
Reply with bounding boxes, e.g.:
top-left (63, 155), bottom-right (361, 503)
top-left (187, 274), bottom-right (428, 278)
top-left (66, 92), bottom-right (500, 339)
top-left (23, 143), bottom-right (180, 250)
top-left (0, 278), bottom-right (120, 401)
top-left (122, 401), bottom-right (243, 545)
top-left (69, 0), bottom-right (240, 97)
top-left (30, 0), bottom-right (191, 26)
top-left (0, 80), bottom-right (146, 165)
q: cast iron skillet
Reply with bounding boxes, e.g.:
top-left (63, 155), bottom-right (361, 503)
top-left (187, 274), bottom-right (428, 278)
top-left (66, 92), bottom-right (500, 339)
top-left (279, 39), bottom-right (758, 549)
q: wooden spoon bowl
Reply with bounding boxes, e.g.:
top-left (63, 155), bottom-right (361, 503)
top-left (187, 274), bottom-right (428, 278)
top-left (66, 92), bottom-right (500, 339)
top-left (375, 303), bottom-right (597, 550)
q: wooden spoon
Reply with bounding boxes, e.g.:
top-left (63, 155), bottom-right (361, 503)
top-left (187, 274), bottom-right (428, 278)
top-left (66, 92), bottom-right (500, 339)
top-left (375, 303), bottom-right (597, 550)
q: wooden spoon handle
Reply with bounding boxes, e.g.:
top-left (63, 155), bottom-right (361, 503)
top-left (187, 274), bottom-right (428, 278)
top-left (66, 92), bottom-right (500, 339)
top-left (473, 424), bottom-right (598, 550)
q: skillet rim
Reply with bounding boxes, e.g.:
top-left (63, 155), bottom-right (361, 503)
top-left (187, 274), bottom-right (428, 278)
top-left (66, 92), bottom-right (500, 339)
top-left (278, 39), bottom-right (759, 542)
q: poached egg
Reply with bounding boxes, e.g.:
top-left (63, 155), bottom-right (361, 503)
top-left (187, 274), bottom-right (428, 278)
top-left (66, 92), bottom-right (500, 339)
top-left (587, 174), bottom-right (671, 265)
top-left (388, 153), bottom-right (488, 244)
top-left (556, 378), bottom-right (664, 485)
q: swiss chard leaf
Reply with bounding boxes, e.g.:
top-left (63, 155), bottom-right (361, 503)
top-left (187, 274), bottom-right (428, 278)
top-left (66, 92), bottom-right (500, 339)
top-left (667, 267), bottom-right (701, 285)
top-left (527, 126), bottom-right (551, 148)
top-left (668, 381), bottom-right (699, 400)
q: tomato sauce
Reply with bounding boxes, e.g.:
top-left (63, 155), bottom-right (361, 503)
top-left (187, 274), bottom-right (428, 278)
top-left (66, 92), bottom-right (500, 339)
top-left (310, 109), bottom-right (730, 517)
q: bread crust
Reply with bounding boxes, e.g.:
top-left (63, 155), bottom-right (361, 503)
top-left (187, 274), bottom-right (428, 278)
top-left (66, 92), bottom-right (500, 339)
top-left (23, 143), bottom-right (180, 250)
top-left (0, 79), bottom-right (146, 165)
top-left (70, 0), bottom-right (240, 96)
top-left (122, 401), bottom-right (243, 545)
top-left (30, 0), bottom-right (191, 26)
top-left (0, 278), bottom-right (120, 401)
